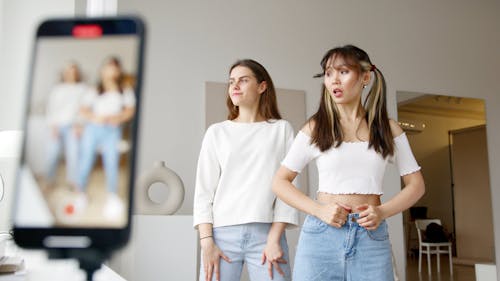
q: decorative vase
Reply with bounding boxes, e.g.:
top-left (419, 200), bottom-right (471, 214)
top-left (135, 161), bottom-right (185, 215)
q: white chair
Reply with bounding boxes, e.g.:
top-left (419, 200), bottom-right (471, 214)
top-left (415, 219), bottom-right (453, 275)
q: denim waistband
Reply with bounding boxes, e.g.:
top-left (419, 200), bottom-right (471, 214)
top-left (346, 213), bottom-right (360, 226)
top-left (345, 213), bottom-right (387, 228)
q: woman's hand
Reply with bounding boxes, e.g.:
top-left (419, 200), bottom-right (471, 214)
top-left (316, 202), bottom-right (351, 228)
top-left (261, 241), bottom-right (287, 280)
top-left (200, 238), bottom-right (231, 281)
top-left (356, 204), bottom-right (384, 230)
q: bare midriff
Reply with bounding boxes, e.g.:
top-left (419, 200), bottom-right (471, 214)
top-left (316, 192), bottom-right (381, 212)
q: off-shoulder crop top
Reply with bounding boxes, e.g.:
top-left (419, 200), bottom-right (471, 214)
top-left (281, 131), bottom-right (421, 195)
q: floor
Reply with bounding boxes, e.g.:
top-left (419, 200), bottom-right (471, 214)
top-left (406, 255), bottom-right (475, 281)
top-left (38, 161), bottom-right (129, 228)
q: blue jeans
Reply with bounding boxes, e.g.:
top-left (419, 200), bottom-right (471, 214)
top-left (199, 223), bottom-right (291, 281)
top-left (293, 214), bottom-right (394, 281)
top-left (77, 123), bottom-right (121, 193)
top-left (46, 124), bottom-right (79, 184)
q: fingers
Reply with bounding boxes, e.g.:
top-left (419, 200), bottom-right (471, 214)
top-left (358, 215), bottom-right (380, 229)
top-left (325, 216), bottom-right (345, 228)
top-left (332, 204), bottom-right (349, 228)
top-left (263, 253), bottom-right (285, 264)
top-left (214, 263), bottom-right (220, 281)
top-left (266, 260), bottom-right (287, 279)
top-left (220, 253), bottom-right (231, 263)
top-left (206, 264), bottom-right (212, 281)
top-left (274, 261), bottom-right (285, 277)
top-left (336, 202), bottom-right (352, 212)
top-left (356, 203), bottom-right (369, 212)
top-left (356, 205), bottom-right (381, 230)
top-left (214, 254), bottom-right (231, 281)
top-left (329, 217), bottom-right (346, 226)
top-left (264, 251), bottom-right (288, 279)
top-left (321, 203), bottom-right (384, 229)
top-left (334, 203), bottom-right (350, 216)
top-left (204, 265), bottom-right (208, 281)
top-left (261, 252), bottom-right (266, 265)
top-left (358, 219), bottom-right (378, 229)
top-left (364, 224), bottom-right (378, 230)
top-left (276, 257), bottom-right (288, 264)
top-left (203, 253), bottom-right (231, 281)
top-left (203, 258), bottom-right (210, 281)
top-left (268, 260), bottom-right (273, 280)
top-left (356, 204), bottom-right (373, 219)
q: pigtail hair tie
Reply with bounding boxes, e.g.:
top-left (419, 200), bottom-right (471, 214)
top-left (370, 64), bottom-right (377, 72)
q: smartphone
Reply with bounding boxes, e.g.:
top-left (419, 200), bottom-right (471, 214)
top-left (12, 17), bottom-right (145, 251)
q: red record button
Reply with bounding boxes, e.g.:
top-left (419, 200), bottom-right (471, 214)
top-left (72, 24), bottom-right (103, 38)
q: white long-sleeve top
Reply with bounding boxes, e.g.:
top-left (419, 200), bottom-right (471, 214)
top-left (46, 83), bottom-right (88, 126)
top-left (193, 119), bottom-right (299, 229)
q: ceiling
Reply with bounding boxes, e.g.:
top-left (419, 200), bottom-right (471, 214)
top-left (397, 93), bottom-right (486, 120)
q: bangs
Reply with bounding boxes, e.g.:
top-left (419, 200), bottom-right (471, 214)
top-left (314, 46), bottom-right (365, 78)
top-left (323, 52), bottom-right (361, 72)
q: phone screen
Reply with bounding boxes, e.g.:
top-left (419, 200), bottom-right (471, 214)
top-left (13, 17), bottom-right (144, 238)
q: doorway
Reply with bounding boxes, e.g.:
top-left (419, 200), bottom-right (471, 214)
top-left (449, 125), bottom-right (495, 263)
top-left (397, 92), bottom-right (494, 279)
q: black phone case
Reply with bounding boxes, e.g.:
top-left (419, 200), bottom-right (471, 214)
top-left (12, 16), bottom-right (146, 252)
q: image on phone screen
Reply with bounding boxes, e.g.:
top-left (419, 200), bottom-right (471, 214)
top-left (13, 18), bottom-right (144, 233)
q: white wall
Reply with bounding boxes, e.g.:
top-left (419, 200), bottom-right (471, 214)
top-left (0, 0), bottom-right (3, 57)
top-left (116, 1), bottom-right (500, 280)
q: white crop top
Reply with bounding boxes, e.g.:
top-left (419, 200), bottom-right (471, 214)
top-left (281, 131), bottom-right (421, 195)
top-left (81, 88), bottom-right (136, 117)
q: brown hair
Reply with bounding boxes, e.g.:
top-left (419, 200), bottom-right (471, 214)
top-left (226, 59), bottom-right (282, 121)
top-left (310, 45), bottom-right (394, 158)
top-left (61, 62), bottom-right (82, 83)
top-left (97, 56), bottom-right (124, 95)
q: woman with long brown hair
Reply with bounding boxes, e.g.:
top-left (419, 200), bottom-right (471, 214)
top-left (77, 56), bottom-right (135, 219)
top-left (272, 45), bottom-right (425, 280)
top-left (194, 59), bottom-right (298, 281)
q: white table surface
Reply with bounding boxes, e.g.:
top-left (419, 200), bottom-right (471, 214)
top-left (0, 240), bottom-right (125, 281)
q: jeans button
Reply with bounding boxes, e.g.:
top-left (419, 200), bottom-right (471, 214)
top-left (351, 217), bottom-right (356, 222)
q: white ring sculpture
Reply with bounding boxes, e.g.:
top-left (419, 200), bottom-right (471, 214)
top-left (135, 161), bottom-right (184, 215)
